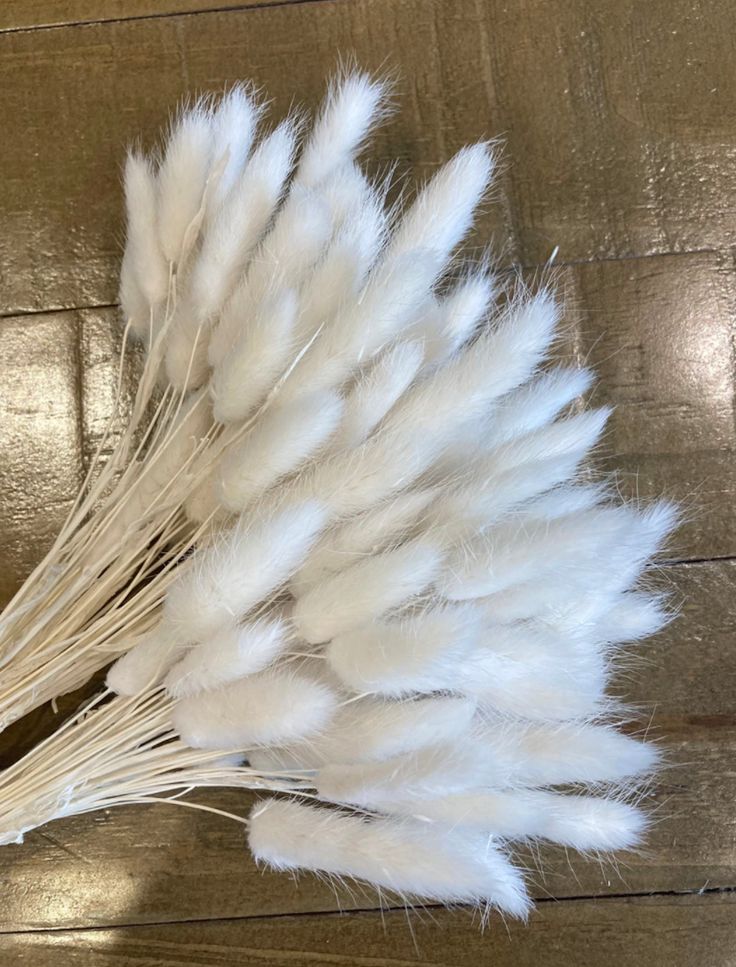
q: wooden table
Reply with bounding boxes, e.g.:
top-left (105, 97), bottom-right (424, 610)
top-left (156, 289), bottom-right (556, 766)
top-left (0, 1), bottom-right (734, 963)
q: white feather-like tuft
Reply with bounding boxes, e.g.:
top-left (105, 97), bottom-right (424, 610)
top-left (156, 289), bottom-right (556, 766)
top-left (249, 799), bottom-right (530, 915)
top-left (296, 72), bottom-right (389, 188)
top-left (120, 152), bottom-right (169, 339)
top-left (376, 790), bottom-right (647, 852)
top-left (327, 603), bottom-right (483, 695)
top-left (333, 340), bottom-right (424, 450)
top-left (217, 392), bottom-right (344, 512)
top-left (107, 624), bottom-right (187, 696)
top-left (164, 617), bottom-right (288, 698)
top-left (293, 540), bottom-right (445, 644)
top-left (156, 105), bottom-right (214, 265)
top-left (164, 500), bottom-right (327, 641)
top-left (211, 287), bottom-right (299, 424)
top-left (172, 670), bottom-right (337, 748)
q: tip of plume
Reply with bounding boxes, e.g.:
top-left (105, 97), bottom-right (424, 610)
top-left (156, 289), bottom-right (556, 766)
top-left (330, 64), bottom-right (394, 122)
top-left (642, 499), bottom-right (680, 546)
top-left (454, 140), bottom-right (496, 182)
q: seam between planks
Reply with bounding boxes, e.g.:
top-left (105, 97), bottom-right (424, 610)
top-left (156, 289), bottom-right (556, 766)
top-left (0, 0), bottom-right (339, 37)
top-left (0, 244), bottom-right (725, 324)
top-left (0, 302), bottom-right (120, 321)
top-left (1, 885), bottom-right (735, 938)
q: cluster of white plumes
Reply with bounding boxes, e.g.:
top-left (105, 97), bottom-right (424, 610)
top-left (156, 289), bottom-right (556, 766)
top-left (107, 71), bottom-right (673, 917)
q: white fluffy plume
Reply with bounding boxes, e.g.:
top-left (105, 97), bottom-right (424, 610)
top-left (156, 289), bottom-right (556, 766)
top-left (249, 799), bottom-right (530, 916)
top-left (98, 69), bottom-right (678, 917)
top-left (173, 669), bottom-right (338, 749)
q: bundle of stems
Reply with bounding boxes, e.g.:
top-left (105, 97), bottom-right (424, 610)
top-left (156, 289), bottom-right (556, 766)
top-left (0, 70), bottom-right (674, 917)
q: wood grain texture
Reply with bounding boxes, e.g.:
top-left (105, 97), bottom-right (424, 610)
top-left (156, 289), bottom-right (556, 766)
top-left (0, 0), bottom-right (734, 959)
top-left (2, 0), bottom-right (736, 315)
top-left (483, 0), bottom-right (736, 263)
top-left (0, 0), bottom-right (286, 32)
top-left (562, 250), bottom-right (736, 561)
top-left (0, 312), bottom-right (82, 605)
top-left (0, 558), bottom-right (732, 931)
top-left (0, 894), bottom-right (734, 966)
top-left (0, 307), bottom-right (141, 605)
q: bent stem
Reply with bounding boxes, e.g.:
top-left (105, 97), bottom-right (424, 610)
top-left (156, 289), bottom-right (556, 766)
top-left (0, 688), bottom-right (313, 846)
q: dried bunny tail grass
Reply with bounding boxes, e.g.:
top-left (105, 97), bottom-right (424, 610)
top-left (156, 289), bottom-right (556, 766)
top-left (211, 286), bottom-right (302, 424)
top-left (296, 70), bottom-right (391, 188)
top-left (172, 669), bottom-right (338, 749)
top-left (83, 438), bottom-right (328, 704)
top-left (441, 502), bottom-right (677, 601)
top-left (276, 247), bottom-right (443, 402)
top-left (164, 617), bottom-right (289, 698)
top-left (206, 118), bottom-right (301, 369)
top-left (166, 117), bottom-right (296, 389)
top-left (0, 84), bottom-right (292, 721)
top-left (0, 68), bottom-right (674, 918)
top-left (0, 339), bottom-right (215, 721)
top-left (290, 184), bottom-right (389, 349)
top-left (119, 151), bottom-right (169, 340)
top-left (418, 268), bottom-right (497, 369)
top-left (326, 602), bottom-right (484, 695)
top-left (282, 695), bottom-right (479, 767)
top-left (333, 340), bottom-right (424, 450)
top-left (249, 798), bottom-right (531, 917)
top-left (312, 727), bottom-right (659, 811)
top-left (217, 391), bottom-right (344, 513)
top-left (293, 539), bottom-right (446, 644)
top-left (107, 624), bottom-right (185, 697)
top-left (592, 591), bottom-right (672, 644)
top-left (207, 69), bottom-right (391, 378)
top-left (291, 488), bottom-right (439, 593)
top-left (387, 142), bottom-right (494, 263)
top-left (270, 286), bottom-right (562, 535)
top-left (472, 720), bottom-right (661, 788)
top-left (371, 789), bottom-right (648, 852)
top-left (163, 499), bottom-right (328, 643)
top-left (206, 83), bottom-right (263, 212)
top-left (275, 142), bottom-right (495, 404)
top-left (103, 391), bottom-right (214, 547)
top-left (156, 101), bottom-right (215, 265)
top-left (426, 454), bottom-right (594, 546)
top-left (278, 401), bottom-right (447, 522)
top-left (481, 365), bottom-right (596, 449)
top-left (429, 361), bottom-right (594, 477)
top-left (425, 409), bottom-right (611, 539)
top-left (381, 286), bottom-right (561, 440)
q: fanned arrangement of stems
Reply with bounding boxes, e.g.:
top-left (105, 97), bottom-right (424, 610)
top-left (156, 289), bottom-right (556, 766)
top-left (0, 71), bottom-right (675, 918)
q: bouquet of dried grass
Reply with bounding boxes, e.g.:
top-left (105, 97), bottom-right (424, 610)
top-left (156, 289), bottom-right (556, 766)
top-left (0, 71), bottom-right (674, 918)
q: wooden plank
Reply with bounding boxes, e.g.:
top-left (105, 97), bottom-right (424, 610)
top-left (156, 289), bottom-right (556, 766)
top-left (0, 312), bottom-right (83, 606)
top-left (0, 1), bottom-right (285, 32)
top-left (0, 558), bottom-right (731, 931)
top-left (0, 893), bottom-right (734, 966)
top-left (484, 0), bottom-right (736, 263)
top-left (560, 250), bottom-right (736, 561)
top-left (0, 306), bottom-right (144, 610)
top-left (2, 0), bottom-right (736, 315)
